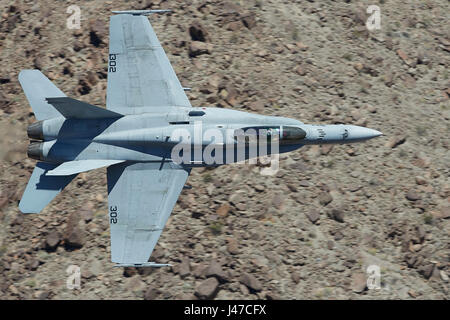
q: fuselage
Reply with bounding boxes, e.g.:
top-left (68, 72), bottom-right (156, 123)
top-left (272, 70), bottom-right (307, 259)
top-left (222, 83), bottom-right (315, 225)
top-left (27, 107), bottom-right (382, 166)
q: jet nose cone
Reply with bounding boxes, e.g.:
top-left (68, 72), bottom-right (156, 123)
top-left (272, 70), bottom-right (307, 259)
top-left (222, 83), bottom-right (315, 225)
top-left (370, 129), bottom-right (383, 138)
top-left (349, 126), bottom-right (383, 140)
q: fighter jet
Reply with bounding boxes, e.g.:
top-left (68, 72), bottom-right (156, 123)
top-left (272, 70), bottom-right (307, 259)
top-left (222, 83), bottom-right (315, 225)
top-left (18, 11), bottom-right (382, 267)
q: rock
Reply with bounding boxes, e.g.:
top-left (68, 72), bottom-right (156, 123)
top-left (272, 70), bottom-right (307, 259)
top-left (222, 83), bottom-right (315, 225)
top-left (334, 230), bottom-right (344, 241)
top-left (408, 289), bottom-right (419, 298)
top-left (318, 192), bottom-right (333, 206)
top-left (200, 83), bottom-right (216, 94)
top-left (440, 270), bottom-right (448, 282)
top-left (431, 267), bottom-right (441, 281)
top-left (239, 273), bottom-right (262, 292)
top-left (195, 277), bottom-right (219, 300)
top-left (6, 14), bottom-right (19, 32)
top-left (403, 74), bottom-right (416, 88)
top-left (299, 180), bottom-right (311, 187)
top-left (227, 238), bottom-right (239, 255)
top-left (418, 263), bottom-right (435, 279)
top-left (189, 21), bottom-right (210, 42)
top-left (222, 85), bottom-right (240, 106)
top-left (327, 240), bottom-right (334, 250)
top-left (265, 292), bottom-right (281, 300)
top-left (351, 273), bottom-right (367, 293)
top-left (254, 184), bottom-right (265, 192)
top-left (353, 7), bottom-right (367, 25)
top-left (123, 267), bottom-right (137, 277)
top-left (33, 57), bottom-right (44, 70)
top-left (305, 210), bottom-right (320, 224)
top-left (80, 208), bottom-right (94, 223)
top-left (150, 247), bottom-right (165, 261)
top-left (193, 263), bottom-right (208, 279)
top-left (416, 225), bottom-right (425, 243)
top-left (405, 253), bottom-right (421, 268)
top-left (438, 205), bottom-right (450, 219)
top-left (77, 79), bottom-right (92, 96)
top-left (415, 176), bottom-right (427, 185)
top-left (271, 193), bottom-right (284, 210)
top-left (37, 291), bottom-right (51, 300)
top-left (405, 189), bottom-right (421, 201)
top-left (396, 49), bottom-right (416, 67)
top-left (295, 42), bottom-right (309, 51)
top-left (124, 275), bottom-right (146, 293)
top-left (89, 19), bottom-right (107, 47)
top-left (144, 287), bottom-right (160, 300)
top-left (0, 92), bottom-right (9, 112)
top-left (385, 135), bottom-right (406, 148)
top-left (295, 65), bottom-right (307, 76)
top-left (26, 258), bottom-right (40, 271)
top-left (63, 212), bottom-right (85, 249)
top-left (235, 202), bottom-right (247, 211)
top-left (216, 203), bottom-right (230, 217)
top-left (179, 257), bottom-right (191, 279)
top-left (45, 231), bottom-right (60, 251)
top-left (256, 49), bottom-right (269, 58)
top-left (226, 21), bottom-right (243, 31)
top-left (89, 259), bottom-right (102, 277)
top-left (0, 191), bottom-right (8, 209)
top-left (241, 13), bottom-right (256, 29)
top-left (320, 144), bottom-right (334, 155)
top-left (291, 272), bottom-right (300, 284)
top-left (86, 71), bottom-right (98, 87)
top-left (221, 1), bottom-right (242, 18)
top-left (330, 208), bottom-right (345, 223)
top-left (205, 260), bottom-right (229, 283)
top-left (229, 192), bottom-right (245, 206)
top-left (73, 40), bottom-right (84, 52)
top-left (287, 183), bottom-right (298, 193)
top-left (383, 71), bottom-right (395, 87)
top-left (189, 41), bottom-right (212, 57)
top-left (247, 101), bottom-right (264, 112)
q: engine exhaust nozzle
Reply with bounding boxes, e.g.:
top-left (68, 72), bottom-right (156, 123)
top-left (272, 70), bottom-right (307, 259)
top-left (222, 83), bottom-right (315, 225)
top-left (27, 141), bottom-right (44, 161)
top-left (27, 121), bottom-right (43, 140)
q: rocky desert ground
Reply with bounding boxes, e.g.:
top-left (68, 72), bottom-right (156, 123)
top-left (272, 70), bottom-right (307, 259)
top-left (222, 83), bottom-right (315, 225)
top-left (0, 0), bottom-right (448, 300)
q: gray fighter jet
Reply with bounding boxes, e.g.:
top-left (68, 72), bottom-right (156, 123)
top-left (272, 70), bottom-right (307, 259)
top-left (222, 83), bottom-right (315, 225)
top-left (18, 11), bottom-right (382, 267)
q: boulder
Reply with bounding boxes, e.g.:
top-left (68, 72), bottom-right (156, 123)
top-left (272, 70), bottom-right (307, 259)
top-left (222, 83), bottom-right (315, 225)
top-left (195, 278), bottom-right (219, 300)
top-left (239, 273), bottom-right (262, 292)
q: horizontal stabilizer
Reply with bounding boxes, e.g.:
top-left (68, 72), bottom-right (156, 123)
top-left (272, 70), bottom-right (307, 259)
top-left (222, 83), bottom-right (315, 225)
top-left (46, 97), bottom-right (123, 119)
top-left (18, 70), bottom-right (65, 120)
top-left (19, 162), bottom-right (77, 214)
top-left (46, 160), bottom-right (126, 176)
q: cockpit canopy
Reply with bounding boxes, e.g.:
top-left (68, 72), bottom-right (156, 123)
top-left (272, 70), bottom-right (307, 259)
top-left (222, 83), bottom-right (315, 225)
top-left (281, 126), bottom-right (307, 143)
top-left (234, 126), bottom-right (306, 145)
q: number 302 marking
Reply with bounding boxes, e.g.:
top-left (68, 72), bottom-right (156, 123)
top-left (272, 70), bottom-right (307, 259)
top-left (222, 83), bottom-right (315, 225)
top-left (110, 206), bottom-right (118, 224)
top-left (109, 54), bottom-right (117, 73)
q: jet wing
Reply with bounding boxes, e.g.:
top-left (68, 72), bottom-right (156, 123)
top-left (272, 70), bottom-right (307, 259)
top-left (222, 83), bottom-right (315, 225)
top-left (107, 162), bottom-right (190, 265)
top-left (107, 14), bottom-right (191, 114)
